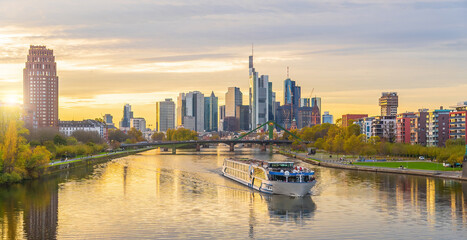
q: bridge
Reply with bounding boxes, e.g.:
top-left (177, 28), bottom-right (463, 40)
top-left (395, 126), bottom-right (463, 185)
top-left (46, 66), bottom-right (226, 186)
top-left (120, 139), bottom-right (300, 153)
top-left (120, 121), bottom-right (312, 154)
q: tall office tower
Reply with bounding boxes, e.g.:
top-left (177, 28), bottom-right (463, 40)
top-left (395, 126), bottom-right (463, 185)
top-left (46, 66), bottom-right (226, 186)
top-left (249, 54), bottom-right (269, 129)
top-left (23, 45), bottom-right (59, 129)
top-left (236, 105), bottom-right (250, 131)
top-left (177, 93), bottom-right (186, 126)
top-left (300, 98), bottom-right (311, 107)
top-left (225, 87), bottom-right (242, 117)
top-left (379, 92), bottom-right (398, 116)
top-left (219, 105), bottom-right (225, 131)
top-left (268, 82), bottom-right (276, 121)
top-left (284, 78), bottom-right (301, 106)
top-left (156, 98), bottom-right (175, 132)
top-left (119, 104), bottom-right (133, 129)
top-left (311, 97), bottom-right (321, 116)
top-left (184, 91), bottom-right (204, 132)
top-left (204, 92), bottom-right (218, 132)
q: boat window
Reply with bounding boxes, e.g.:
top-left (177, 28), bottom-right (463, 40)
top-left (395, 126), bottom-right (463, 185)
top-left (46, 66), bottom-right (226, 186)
top-left (268, 163), bottom-right (294, 168)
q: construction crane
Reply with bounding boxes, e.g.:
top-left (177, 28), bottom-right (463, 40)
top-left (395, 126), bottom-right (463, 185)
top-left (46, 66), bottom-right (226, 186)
top-left (309, 88), bottom-right (314, 107)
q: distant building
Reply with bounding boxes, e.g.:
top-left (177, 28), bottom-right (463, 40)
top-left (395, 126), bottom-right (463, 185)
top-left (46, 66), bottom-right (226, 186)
top-left (23, 45), bottom-right (59, 129)
top-left (427, 107), bottom-right (451, 147)
top-left (268, 82), bottom-right (277, 121)
top-left (311, 97), bottom-right (321, 116)
top-left (297, 107), bottom-right (313, 128)
top-left (322, 111), bottom-right (333, 124)
top-left (156, 98), bottom-right (175, 132)
top-left (177, 93), bottom-right (186, 126)
top-left (204, 92), bottom-right (218, 132)
top-left (178, 91), bottom-right (204, 132)
top-left (300, 98), bottom-right (310, 107)
top-left (59, 120), bottom-right (107, 140)
top-left (311, 99), bottom-right (321, 126)
top-left (219, 105), bottom-right (225, 131)
top-left (371, 116), bottom-right (396, 142)
top-left (284, 78), bottom-right (300, 121)
top-left (379, 92), bottom-right (398, 116)
top-left (223, 116), bottom-right (238, 132)
top-left (357, 117), bottom-right (375, 139)
top-left (249, 54), bottom-right (270, 129)
top-left (104, 114), bottom-right (114, 126)
top-left (119, 104), bottom-right (133, 129)
top-left (449, 101), bottom-right (467, 143)
top-left (236, 105), bottom-right (249, 131)
top-left (130, 118), bottom-right (146, 132)
top-left (396, 112), bottom-right (416, 144)
top-left (276, 105), bottom-right (293, 129)
top-left (225, 87), bottom-right (242, 117)
top-left (342, 114), bottom-right (368, 127)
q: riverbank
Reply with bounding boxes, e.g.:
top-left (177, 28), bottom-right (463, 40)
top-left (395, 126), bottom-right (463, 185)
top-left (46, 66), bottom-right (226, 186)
top-left (277, 149), bottom-right (467, 182)
top-left (46, 147), bottom-right (155, 175)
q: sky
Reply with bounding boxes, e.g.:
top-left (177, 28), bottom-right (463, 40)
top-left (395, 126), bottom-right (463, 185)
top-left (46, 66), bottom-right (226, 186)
top-left (0, 0), bottom-right (466, 128)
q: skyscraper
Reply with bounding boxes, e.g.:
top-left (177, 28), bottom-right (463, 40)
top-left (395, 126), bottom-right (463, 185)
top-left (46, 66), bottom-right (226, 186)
top-left (180, 91), bottom-right (204, 132)
top-left (225, 87), bottom-right (242, 117)
top-left (283, 78), bottom-right (301, 123)
top-left (156, 98), bottom-right (175, 132)
top-left (379, 92), bottom-right (398, 116)
top-left (284, 78), bottom-right (300, 107)
top-left (249, 53), bottom-right (269, 129)
top-left (119, 104), bottom-right (133, 129)
top-left (23, 45), bottom-right (59, 129)
top-left (204, 92), bottom-right (218, 132)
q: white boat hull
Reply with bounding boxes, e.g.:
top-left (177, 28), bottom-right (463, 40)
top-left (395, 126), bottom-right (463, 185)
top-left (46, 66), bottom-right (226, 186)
top-left (222, 167), bottom-right (315, 197)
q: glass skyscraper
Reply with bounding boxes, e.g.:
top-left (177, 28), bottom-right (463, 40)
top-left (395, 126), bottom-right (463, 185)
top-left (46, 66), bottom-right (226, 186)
top-left (204, 92), bottom-right (218, 132)
top-left (249, 54), bottom-right (269, 129)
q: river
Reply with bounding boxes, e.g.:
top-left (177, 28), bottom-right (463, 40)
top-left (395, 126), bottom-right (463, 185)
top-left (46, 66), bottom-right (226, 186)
top-left (1, 146), bottom-right (466, 239)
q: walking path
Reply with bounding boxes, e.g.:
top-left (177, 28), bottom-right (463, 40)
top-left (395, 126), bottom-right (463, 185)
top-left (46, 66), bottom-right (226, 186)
top-left (278, 149), bottom-right (466, 181)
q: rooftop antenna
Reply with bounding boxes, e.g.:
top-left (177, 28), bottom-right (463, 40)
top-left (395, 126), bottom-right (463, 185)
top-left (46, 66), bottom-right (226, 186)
top-left (287, 66), bottom-right (289, 78)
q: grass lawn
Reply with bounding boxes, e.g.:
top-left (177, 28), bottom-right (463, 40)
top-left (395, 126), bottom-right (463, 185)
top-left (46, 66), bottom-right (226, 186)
top-left (353, 161), bottom-right (461, 171)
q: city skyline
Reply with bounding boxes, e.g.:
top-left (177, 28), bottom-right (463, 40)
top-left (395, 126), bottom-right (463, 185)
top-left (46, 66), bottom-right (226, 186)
top-left (1, 0), bottom-right (466, 126)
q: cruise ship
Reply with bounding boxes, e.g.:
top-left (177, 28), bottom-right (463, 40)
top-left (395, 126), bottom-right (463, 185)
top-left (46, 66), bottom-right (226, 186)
top-left (222, 158), bottom-right (316, 196)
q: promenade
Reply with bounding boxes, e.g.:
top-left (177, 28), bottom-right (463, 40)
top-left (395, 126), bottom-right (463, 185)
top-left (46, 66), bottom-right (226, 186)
top-left (278, 149), bottom-right (466, 181)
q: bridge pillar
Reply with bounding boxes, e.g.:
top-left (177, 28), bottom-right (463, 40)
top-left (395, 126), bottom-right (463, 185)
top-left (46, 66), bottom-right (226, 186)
top-left (260, 144), bottom-right (267, 152)
top-left (196, 144), bottom-right (201, 152)
top-left (172, 147), bottom-right (176, 154)
top-left (229, 143), bottom-right (235, 152)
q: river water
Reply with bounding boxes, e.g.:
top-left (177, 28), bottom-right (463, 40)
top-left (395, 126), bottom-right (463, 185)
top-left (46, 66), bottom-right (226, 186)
top-left (1, 146), bottom-right (466, 239)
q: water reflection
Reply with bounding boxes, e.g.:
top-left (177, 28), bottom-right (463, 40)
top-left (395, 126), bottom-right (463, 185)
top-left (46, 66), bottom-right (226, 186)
top-left (0, 148), bottom-right (467, 239)
top-left (0, 166), bottom-right (93, 240)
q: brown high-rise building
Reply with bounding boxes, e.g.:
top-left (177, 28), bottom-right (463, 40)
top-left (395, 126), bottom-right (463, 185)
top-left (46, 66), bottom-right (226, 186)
top-left (379, 92), bottom-right (398, 116)
top-left (23, 45), bottom-right (59, 129)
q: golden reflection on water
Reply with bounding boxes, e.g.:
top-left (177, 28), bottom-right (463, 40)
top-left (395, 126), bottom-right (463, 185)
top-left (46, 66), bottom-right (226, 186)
top-left (0, 148), bottom-right (467, 239)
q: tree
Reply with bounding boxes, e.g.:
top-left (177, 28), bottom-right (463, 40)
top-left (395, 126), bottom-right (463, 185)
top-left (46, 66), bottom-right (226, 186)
top-left (72, 130), bottom-right (103, 144)
top-left (25, 146), bottom-right (51, 178)
top-left (151, 132), bottom-right (165, 141)
top-left (53, 134), bottom-right (67, 145)
top-left (108, 129), bottom-right (129, 143)
top-left (128, 128), bottom-right (145, 142)
top-left (2, 119), bottom-right (18, 173)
